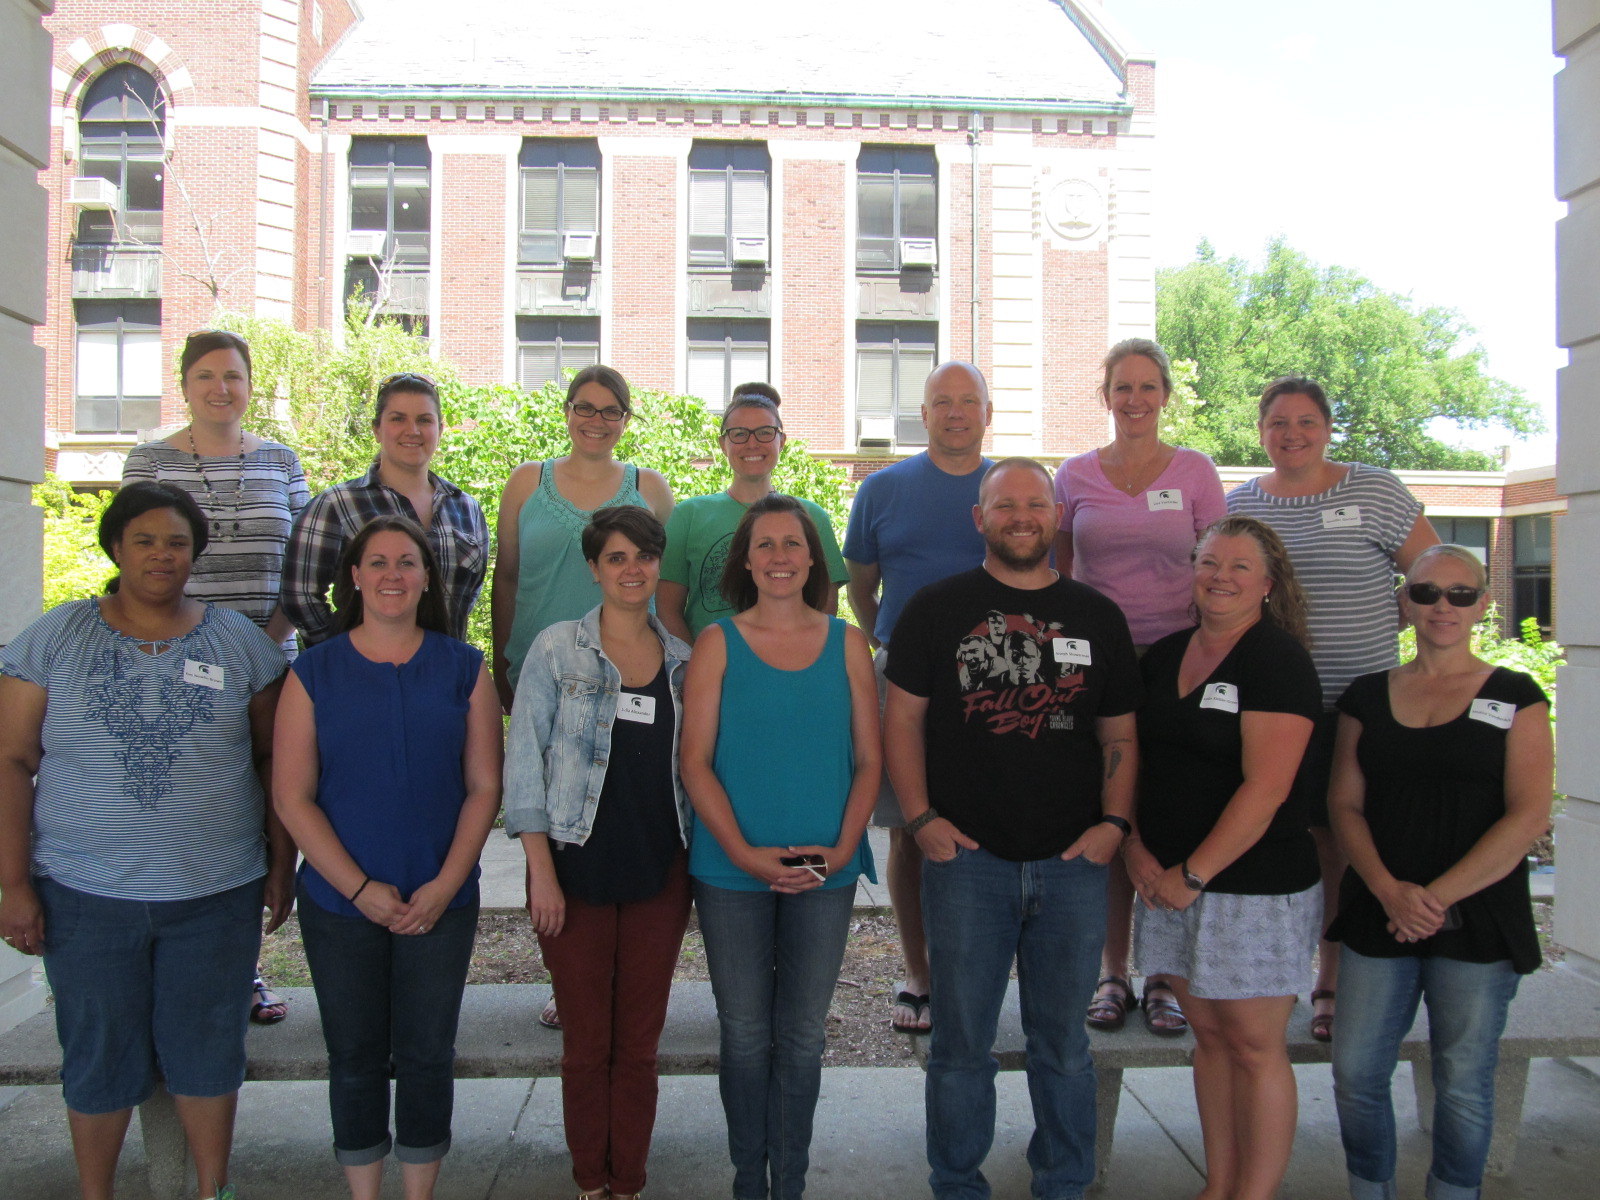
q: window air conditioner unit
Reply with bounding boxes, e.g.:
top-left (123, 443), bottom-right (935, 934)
top-left (345, 230), bottom-right (388, 257)
top-left (731, 236), bottom-right (770, 266)
top-left (858, 415), bottom-right (895, 448)
top-left (69, 177), bottom-right (121, 210)
top-left (563, 231), bottom-right (598, 261)
top-left (898, 237), bottom-right (938, 269)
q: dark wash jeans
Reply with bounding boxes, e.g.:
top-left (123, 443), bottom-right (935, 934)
top-left (297, 882), bottom-right (477, 1165)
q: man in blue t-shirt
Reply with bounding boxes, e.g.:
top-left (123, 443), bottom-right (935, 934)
top-left (843, 360), bottom-right (993, 1034)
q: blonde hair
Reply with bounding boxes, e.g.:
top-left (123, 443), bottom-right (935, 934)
top-left (1195, 515), bottom-right (1311, 648)
top-left (1406, 543), bottom-right (1488, 590)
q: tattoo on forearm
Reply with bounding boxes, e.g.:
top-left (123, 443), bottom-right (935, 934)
top-left (1102, 736), bottom-right (1132, 782)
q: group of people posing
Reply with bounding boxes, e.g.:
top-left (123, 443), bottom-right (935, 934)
top-left (0, 330), bottom-right (1552, 1200)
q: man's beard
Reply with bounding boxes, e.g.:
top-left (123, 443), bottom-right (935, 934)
top-left (985, 526), bottom-right (1051, 571)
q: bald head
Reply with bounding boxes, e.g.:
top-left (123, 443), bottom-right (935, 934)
top-left (921, 361), bottom-right (992, 463)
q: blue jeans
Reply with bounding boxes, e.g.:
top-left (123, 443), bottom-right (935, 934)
top-left (693, 880), bottom-right (856, 1200)
top-left (922, 848), bottom-right (1108, 1200)
top-left (1332, 948), bottom-right (1521, 1200)
top-left (297, 884), bottom-right (478, 1165)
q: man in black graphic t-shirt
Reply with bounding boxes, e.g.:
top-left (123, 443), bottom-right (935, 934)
top-left (885, 458), bottom-right (1140, 1199)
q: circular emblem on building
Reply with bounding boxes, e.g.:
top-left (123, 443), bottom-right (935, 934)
top-left (1044, 178), bottom-right (1104, 241)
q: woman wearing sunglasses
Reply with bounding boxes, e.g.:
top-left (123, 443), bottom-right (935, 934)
top-left (283, 372), bottom-right (489, 646)
top-left (493, 366), bottom-right (674, 713)
top-left (657, 384), bottom-right (847, 643)
top-left (1326, 545), bottom-right (1551, 1200)
top-left (1226, 376), bottom-right (1439, 1042)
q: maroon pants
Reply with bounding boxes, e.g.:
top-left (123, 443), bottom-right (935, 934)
top-left (538, 852), bottom-right (692, 1194)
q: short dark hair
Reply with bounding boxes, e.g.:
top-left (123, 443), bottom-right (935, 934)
top-left (1258, 376), bottom-right (1333, 425)
top-left (100, 481), bottom-right (210, 593)
top-left (567, 364), bottom-right (633, 415)
top-left (730, 380), bottom-right (781, 407)
top-left (719, 493), bottom-right (829, 613)
top-left (581, 505), bottom-right (667, 562)
top-left (180, 330), bottom-right (252, 385)
top-left (330, 516), bottom-right (452, 636)
top-left (373, 371), bottom-right (442, 424)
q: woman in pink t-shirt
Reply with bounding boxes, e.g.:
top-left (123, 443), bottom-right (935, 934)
top-left (1052, 337), bottom-right (1227, 1036)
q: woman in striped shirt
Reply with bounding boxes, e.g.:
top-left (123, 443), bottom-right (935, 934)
top-left (1226, 376), bottom-right (1438, 1043)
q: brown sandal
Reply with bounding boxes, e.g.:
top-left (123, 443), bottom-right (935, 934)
top-left (1310, 989), bottom-right (1335, 1043)
top-left (1141, 978), bottom-right (1188, 1037)
top-left (1086, 976), bottom-right (1134, 1031)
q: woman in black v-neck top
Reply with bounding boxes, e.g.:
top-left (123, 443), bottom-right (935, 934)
top-left (1327, 544), bottom-right (1552, 1200)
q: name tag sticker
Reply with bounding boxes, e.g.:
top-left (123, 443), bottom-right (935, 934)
top-left (1199, 682), bottom-right (1240, 713)
top-left (1146, 488), bottom-right (1183, 512)
top-left (1469, 699), bottom-right (1515, 729)
top-left (616, 692), bottom-right (657, 724)
top-left (1053, 637), bottom-right (1092, 666)
top-left (1321, 505), bottom-right (1363, 530)
top-left (183, 659), bottom-right (224, 691)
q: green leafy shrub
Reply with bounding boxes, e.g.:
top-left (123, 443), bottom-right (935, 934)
top-left (36, 476), bottom-right (115, 609)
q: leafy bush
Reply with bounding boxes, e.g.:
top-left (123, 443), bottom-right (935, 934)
top-left (36, 476), bottom-right (115, 609)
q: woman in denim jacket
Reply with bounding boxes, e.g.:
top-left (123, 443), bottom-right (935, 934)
top-left (502, 506), bottom-right (693, 1200)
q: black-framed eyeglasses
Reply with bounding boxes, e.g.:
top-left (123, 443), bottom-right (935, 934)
top-left (1405, 582), bottom-right (1485, 607)
top-left (721, 425), bottom-right (781, 444)
top-left (568, 400), bottom-right (628, 422)
top-left (379, 371), bottom-right (437, 393)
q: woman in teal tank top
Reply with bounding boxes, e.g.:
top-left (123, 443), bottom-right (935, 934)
top-left (491, 366), bottom-right (674, 712)
top-left (680, 494), bottom-right (879, 1200)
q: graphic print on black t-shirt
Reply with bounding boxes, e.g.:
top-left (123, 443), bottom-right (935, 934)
top-left (956, 609), bottom-right (1087, 739)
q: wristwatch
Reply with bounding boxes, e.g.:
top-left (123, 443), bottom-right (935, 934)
top-left (1181, 860), bottom-right (1207, 892)
top-left (1099, 815), bottom-right (1132, 836)
top-left (905, 808), bottom-right (940, 836)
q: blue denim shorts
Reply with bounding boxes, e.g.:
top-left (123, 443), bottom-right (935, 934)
top-left (38, 875), bottom-right (264, 1114)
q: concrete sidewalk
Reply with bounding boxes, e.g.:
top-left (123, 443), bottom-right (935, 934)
top-left (2, 1055), bottom-right (1598, 1198)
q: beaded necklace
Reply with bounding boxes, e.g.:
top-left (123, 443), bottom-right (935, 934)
top-left (186, 426), bottom-right (247, 542)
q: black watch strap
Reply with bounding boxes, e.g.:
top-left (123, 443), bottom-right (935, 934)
top-left (1099, 815), bottom-right (1132, 836)
top-left (904, 808), bottom-right (940, 836)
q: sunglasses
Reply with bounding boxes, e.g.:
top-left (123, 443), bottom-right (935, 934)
top-left (379, 371), bottom-right (437, 393)
top-left (721, 425), bottom-right (781, 444)
top-left (1405, 582), bottom-right (1485, 607)
top-left (568, 400), bottom-right (628, 422)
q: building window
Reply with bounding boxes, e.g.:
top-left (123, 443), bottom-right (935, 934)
top-left (1511, 514), bottom-right (1553, 634)
top-left (517, 318), bottom-right (600, 391)
top-left (856, 146), bottom-right (936, 271)
top-left (520, 140), bottom-right (600, 266)
top-left (688, 142), bottom-right (770, 268)
top-left (1431, 517), bottom-right (1491, 568)
top-left (856, 322), bottom-right (935, 446)
top-left (75, 300), bottom-right (161, 434)
top-left (687, 320), bottom-right (770, 413)
top-left (76, 64), bottom-right (165, 245)
top-left (346, 137), bottom-right (430, 315)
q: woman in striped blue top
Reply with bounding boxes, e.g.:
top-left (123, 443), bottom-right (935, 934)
top-left (1226, 376), bottom-right (1439, 1043)
top-left (0, 481), bottom-right (290, 1200)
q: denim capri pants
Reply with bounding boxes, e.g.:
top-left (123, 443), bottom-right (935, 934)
top-left (37, 875), bottom-right (263, 1114)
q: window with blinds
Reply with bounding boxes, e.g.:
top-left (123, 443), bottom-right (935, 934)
top-left (856, 146), bottom-right (937, 271)
top-left (75, 299), bottom-right (161, 434)
top-left (520, 139), bottom-right (601, 266)
top-left (348, 138), bottom-right (431, 263)
top-left (856, 322), bottom-right (936, 445)
top-left (688, 142), bottom-right (771, 268)
top-left (687, 320), bottom-right (770, 413)
top-left (517, 318), bottom-right (600, 391)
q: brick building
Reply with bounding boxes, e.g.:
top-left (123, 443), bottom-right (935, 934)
top-left (33, 0), bottom-right (1565, 635)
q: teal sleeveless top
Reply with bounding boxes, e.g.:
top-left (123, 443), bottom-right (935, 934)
top-left (505, 460), bottom-right (645, 687)
top-left (689, 616), bottom-right (876, 892)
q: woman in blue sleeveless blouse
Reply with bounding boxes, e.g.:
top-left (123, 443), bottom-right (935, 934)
top-left (680, 493), bottom-right (879, 1200)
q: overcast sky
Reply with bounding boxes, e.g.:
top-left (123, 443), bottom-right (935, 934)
top-left (1106, 0), bottom-right (1562, 467)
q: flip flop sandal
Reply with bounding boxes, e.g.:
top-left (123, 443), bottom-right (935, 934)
top-left (1310, 989), bottom-right (1336, 1043)
top-left (1141, 979), bottom-right (1189, 1037)
top-left (540, 996), bottom-right (562, 1030)
top-left (249, 977), bottom-right (287, 1026)
top-left (890, 990), bottom-right (932, 1033)
top-left (1086, 976), bottom-right (1134, 1032)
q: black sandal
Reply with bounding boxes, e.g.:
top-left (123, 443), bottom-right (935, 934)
top-left (1086, 976), bottom-right (1134, 1031)
top-left (1141, 978), bottom-right (1188, 1037)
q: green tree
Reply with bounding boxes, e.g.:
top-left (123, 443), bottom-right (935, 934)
top-left (1156, 239), bottom-right (1542, 469)
top-left (35, 476), bottom-right (116, 609)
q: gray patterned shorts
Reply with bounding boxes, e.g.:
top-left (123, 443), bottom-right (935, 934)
top-left (1133, 882), bottom-right (1321, 1000)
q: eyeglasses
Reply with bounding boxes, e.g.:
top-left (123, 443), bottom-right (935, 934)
top-left (721, 425), bottom-right (781, 444)
top-left (379, 371), bottom-right (436, 393)
top-left (1405, 582), bottom-right (1485, 607)
top-left (568, 400), bottom-right (628, 422)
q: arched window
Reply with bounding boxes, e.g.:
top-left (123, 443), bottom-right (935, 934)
top-left (77, 64), bottom-right (165, 243)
